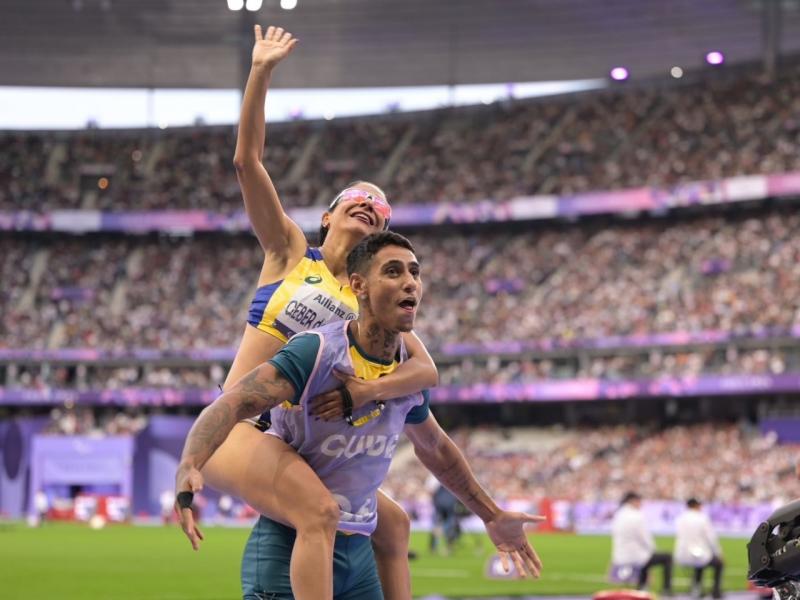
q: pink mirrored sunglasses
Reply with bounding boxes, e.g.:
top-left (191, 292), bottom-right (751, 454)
top-left (329, 188), bottom-right (392, 225)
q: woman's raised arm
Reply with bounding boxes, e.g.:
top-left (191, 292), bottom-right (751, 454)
top-left (232, 25), bottom-right (305, 259)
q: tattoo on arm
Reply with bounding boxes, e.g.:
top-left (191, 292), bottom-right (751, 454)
top-left (183, 401), bottom-right (237, 470)
top-left (435, 457), bottom-right (483, 508)
top-left (180, 366), bottom-right (294, 471)
top-left (232, 367), bottom-right (294, 419)
top-left (415, 433), bottom-right (497, 522)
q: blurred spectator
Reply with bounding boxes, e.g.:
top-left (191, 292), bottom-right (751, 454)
top-left (43, 406), bottom-right (148, 437)
top-left (159, 490), bottom-right (175, 526)
top-left (673, 498), bottom-right (724, 599)
top-left (611, 491), bottom-right (673, 593)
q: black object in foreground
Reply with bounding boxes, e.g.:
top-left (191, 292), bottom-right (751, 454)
top-left (748, 499), bottom-right (800, 600)
top-left (176, 491), bottom-right (194, 510)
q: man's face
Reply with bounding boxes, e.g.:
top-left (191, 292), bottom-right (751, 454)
top-left (358, 245), bottom-right (422, 332)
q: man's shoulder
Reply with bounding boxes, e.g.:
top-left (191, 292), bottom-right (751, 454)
top-left (309, 320), bottom-right (349, 339)
top-left (286, 322), bottom-right (346, 352)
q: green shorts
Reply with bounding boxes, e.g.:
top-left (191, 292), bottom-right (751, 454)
top-left (241, 516), bottom-right (383, 600)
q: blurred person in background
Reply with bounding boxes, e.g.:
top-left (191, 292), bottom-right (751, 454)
top-left (427, 474), bottom-right (462, 556)
top-left (217, 494), bottom-right (235, 521)
top-left (611, 491), bottom-right (673, 594)
top-left (175, 25), bottom-right (438, 600)
top-left (159, 489), bottom-right (174, 525)
top-left (33, 490), bottom-right (49, 526)
top-left (674, 498), bottom-right (723, 599)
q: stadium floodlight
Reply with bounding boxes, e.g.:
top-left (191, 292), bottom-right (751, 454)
top-left (245, 0), bottom-right (263, 10)
top-left (609, 67), bottom-right (629, 81)
top-left (281, 0), bottom-right (298, 9)
top-left (670, 66), bottom-right (684, 79)
top-left (227, 0), bottom-right (244, 10)
top-left (705, 51), bottom-right (724, 65)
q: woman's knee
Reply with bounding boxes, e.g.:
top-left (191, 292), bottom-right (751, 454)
top-left (295, 495), bottom-right (340, 536)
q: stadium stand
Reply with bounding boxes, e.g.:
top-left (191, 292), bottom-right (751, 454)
top-left (1, 205), bottom-right (798, 356)
top-left (2, 65), bottom-right (800, 212)
top-left (2, 62), bottom-right (800, 519)
top-left (382, 423), bottom-right (797, 505)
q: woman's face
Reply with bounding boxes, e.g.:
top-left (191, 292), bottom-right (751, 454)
top-left (324, 183), bottom-right (391, 237)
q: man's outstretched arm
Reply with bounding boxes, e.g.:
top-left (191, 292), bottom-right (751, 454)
top-left (174, 362), bottom-right (295, 549)
top-left (405, 413), bottom-right (544, 578)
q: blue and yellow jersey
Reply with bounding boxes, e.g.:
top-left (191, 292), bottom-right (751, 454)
top-left (248, 247), bottom-right (359, 343)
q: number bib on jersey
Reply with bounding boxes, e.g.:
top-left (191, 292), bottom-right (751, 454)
top-left (274, 286), bottom-right (357, 340)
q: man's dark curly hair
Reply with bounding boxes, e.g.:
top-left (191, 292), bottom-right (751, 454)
top-left (346, 231), bottom-right (416, 277)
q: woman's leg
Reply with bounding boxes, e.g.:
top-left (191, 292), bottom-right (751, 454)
top-left (205, 325), bottom-right (339, 598)
top-left (371, 490), bottom-right (412, 600)
top-left (203, 425), bottom-right (339, 600)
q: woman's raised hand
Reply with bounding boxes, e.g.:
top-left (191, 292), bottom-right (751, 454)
top-left (252, 25), bottom-right (298, 71)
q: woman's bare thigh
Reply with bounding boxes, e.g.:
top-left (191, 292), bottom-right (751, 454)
top-left (224, 324), bottom-right (285, 391)
top-left (202, 424), bottom-right (333, 527)
top-left (204, 325), bottom-right (335, 526)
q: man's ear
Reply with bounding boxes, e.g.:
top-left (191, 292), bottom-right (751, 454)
top-left (350, 271), bottom-right (367, 299)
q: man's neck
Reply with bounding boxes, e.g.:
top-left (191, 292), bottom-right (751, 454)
top-left (350, 319), bottom-right (400, 362)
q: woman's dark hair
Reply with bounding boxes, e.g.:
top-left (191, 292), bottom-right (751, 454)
top-left (346, 231), bottom-right (415, 276)
top-left (318, 218), bottom-right (333, 246)
top-left (318, 180), bottom-right (387, 245)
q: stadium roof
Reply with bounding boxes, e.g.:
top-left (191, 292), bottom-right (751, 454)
top-left (1, 0), bottom-right (799, 89)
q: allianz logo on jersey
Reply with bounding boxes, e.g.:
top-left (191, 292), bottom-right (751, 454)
top-left (320, 433), bottom-right (400, 459)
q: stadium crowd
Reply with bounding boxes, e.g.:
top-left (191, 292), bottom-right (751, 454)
top-left (382, 423), bottom-right (797, 505)
top-left (417, 209), bottom-right (800, 347)
top-left (4, 346), bottom-right (794, 390)
top-left (30, 406), bottom-right (797, 506)
top-left (2, 207), bottom-right (798, 360)
top-left (6, 363), bottom-right (226, 390)
top-left (1, 65), bottom-right (799, 212)
top-left (42, 405), bottom-right (148, 437)
top-left (438, 347), bottom-right (795, 386)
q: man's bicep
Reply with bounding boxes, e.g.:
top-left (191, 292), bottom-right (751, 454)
top-left (227, 362), bottom-right (298, 419)
top-left (267, 333), bottom-right (321, 404)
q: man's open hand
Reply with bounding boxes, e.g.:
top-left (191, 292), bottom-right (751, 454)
top-left (484, 510), bottom-right (545, 579)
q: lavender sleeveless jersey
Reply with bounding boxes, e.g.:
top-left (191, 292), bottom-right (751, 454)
top-left (267, 320), bottom-right (426, 536)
